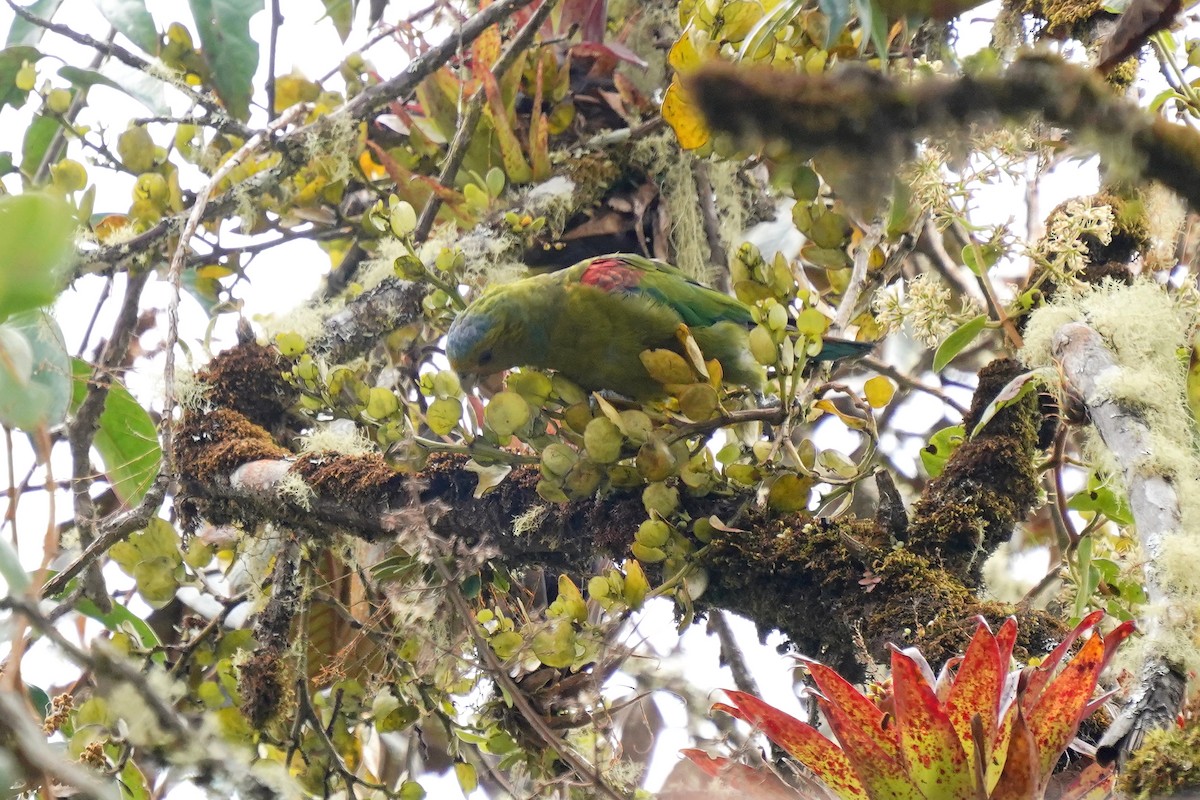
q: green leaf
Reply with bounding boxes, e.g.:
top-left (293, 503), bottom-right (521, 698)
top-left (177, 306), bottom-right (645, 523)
top-left (932, 314), bottom-right (987, 372)
top-left (57, 65), bottom-right (127, 92)
top-left (0, 536), bottom-right (31, 593)
top-left (0, 45), bottom-right (41, 110)
top-left (70, 359), bottom-right (162, 505)
top-left (76, 597), bottom-right (165, 664)
top-left (961, 241), bottom-right (1001, 275)
top-left (188, 0), bottom-right (262, 120)
top-left (919, 424), bottom-right (964, 478)
top-left (1067, 477), bottom-right (1134, 526)
top-left (19, 113), bottom-right (60, 177)
top-left (320, 0), bottom-right (353, 42)
top-left (6, 0), bottom-right (64, 46)
top-left (25, 683), bottom-right (50, 717)
top-left (969, 367), bottom-right (1049, 439)
top-left (0, 311), bottom-right (71, 431)
top-left (95, 0), bottom-right (159, 54)
top-left (0, 193), bottom-right (75, 319)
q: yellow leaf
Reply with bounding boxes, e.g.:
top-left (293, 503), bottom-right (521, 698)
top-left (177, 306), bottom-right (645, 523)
top-left (668, 35), bottom-right (701, 71)
top-left (641, 348), bottom-right (697, 385)
top-left (864, 375), bottom-right (895, 408)
top-left (662, 79), bottom-right (710, 151)
top-left (795, 308), bottom-right (830, 336)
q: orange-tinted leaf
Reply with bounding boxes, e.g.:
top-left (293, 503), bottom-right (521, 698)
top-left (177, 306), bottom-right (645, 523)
top-left (989, 706), bottom-right (1040, 800)
top-left (471, 19), bottom-right (501, 80)
top-left (364, 141), bottom-right (471, 224)
top-left (1024, 610), bottom-right (1104, 707)
top-left (1027, 631), bottom-right (1106, 777)
top-left (716, 690), bottom-right (867, 800)
top-left (889, 648), bottom-right (973, 798)
top-left (945, 619), bottom-right (1004, 763)
top-left (480, 69), bottom-right (533, 183)
top-left (680, 750), bottom-right (803, 799)
top-left (1060, 759), bottom-right (1116, 800)
top-left (529, 58), bottom-right (550, 181)
top-left (815, 696), bottom-right (925, 800)
top-left (805, 661), bottom-right (898, 760)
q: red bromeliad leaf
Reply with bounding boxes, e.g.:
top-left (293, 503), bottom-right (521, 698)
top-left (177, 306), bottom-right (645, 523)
top-left (889, 648), bottom-right (974, 798)
top-left (986, 701), bottom-right (1017, 793)
top-left (681, 750), bottom-right (805, 799)
top-left (1059, 759), bottom-right (1116, 800)
top-left (1100, 620), bottom-right (1137, 671)
top-left (946, 620), bottom-right (1005, 765)
top-left (805, 661), bottom-right (898, 760)
top-left (989, 706), bottom-right (1041, 800)
top-left (716, 691), bottom-right (868, 800)
top-left (814, 695), bottom-right (925, 800)
top-left (934, 655), bottom-right (964, 704)
top-left (1024, 610), bottom-right (1104, 707)
top-left (1027, 631), bottom-right (1106, 778)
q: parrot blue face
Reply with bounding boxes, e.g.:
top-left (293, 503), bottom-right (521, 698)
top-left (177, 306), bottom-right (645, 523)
top-left (445, 309), bottom-right (497, 376)
top-left (445, 290), bottom-right (532, 378)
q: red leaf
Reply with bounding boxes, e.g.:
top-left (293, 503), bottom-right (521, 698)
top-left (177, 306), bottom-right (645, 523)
top-left (995, 617), bottom-right (1018, 668)
top-left (805, 661), bottom-right (898, 760)
top-left (1024, 610), bottom-right (1104, 707)
top-left (1027, 631), bottom-right (1106, 777)
top-left (989, 706), bottom-right (1040, 800)
top-left (680, 750), bottom-right (803, 799)
top-left (890, 648), bottom-right (974, 798)
top-left (815, 696), bottom-right (925, 800)
top-left (716, 691), bottom-right (868, 800)
top-left (946, 620), bottom-right (1005, 767)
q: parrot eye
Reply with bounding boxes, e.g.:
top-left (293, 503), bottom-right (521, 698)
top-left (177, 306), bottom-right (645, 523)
top-left (478, 349), bottom-right (494, 366)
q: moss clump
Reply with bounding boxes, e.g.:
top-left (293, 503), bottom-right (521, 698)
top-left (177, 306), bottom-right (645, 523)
top-left (196, 342), bottom-right (291, 430)
top-left (908, 358), bottom-right (1042, 581)
top-left (1119, 721), bottom-right (1200, 798)
top-left (1008, 0), bottom-right (1109, 37)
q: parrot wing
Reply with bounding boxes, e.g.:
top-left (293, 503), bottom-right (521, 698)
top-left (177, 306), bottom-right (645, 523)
top-left (573, 254), bottom-right (754, 329)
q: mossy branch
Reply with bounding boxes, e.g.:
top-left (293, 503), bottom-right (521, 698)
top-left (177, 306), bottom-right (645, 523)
top-left (173, 344), bottom-right (1059, 678)
top-left (688, 52), bottom-right (1200, 211)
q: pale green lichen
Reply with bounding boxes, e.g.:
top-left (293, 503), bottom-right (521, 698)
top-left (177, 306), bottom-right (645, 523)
top-left (511, 503), bottom-right (550, 538)
top-left (1022, 279), bottom-right (1200, 673)
top-left (298, 423), bottom-right (375, 456)
top-left (1143, 184), bottom-right (1186, 273)
top-left (276, 472), bottom-right (314, 511)
top-left (175, 369), bottom-right (212, 412)
top-left (257, 299), bottom-right (344, 345)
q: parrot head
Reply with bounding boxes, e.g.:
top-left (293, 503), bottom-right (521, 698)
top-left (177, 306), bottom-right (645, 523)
top-left (445, 289), bottom-right (532, 380)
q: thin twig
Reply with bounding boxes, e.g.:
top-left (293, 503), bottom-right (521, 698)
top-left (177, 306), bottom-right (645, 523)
top-left (266, 0), bottom-right (282, 121)
top-left (34, 28), bottom-right (113, 186)
top-left (692, 160), bottom-right (730, 292)
top-left (707, 610), bottom-right (761, 697)
top-left (341, 0), bottom-right (540, 121)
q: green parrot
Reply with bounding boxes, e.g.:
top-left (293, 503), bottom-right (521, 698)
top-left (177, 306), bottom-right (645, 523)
top-left (445, 253), bottom-right (872, 399)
